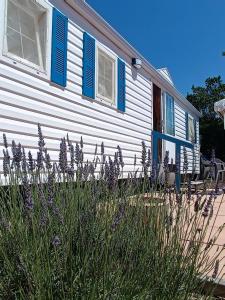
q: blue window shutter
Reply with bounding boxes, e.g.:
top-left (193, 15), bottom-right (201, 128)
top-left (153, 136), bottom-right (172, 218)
top-left (165, 93), bottom-right (175, 135)
top-left (83, 32), bottom-right (95, 99)
top-left (117, 58), bottom-right (126, 112)
top-left (51, 8), bottom-right (68, 87)
top-left (185, 112), bottom-right (189, 140)
top-left (194, 119), bottom-right (197, 143)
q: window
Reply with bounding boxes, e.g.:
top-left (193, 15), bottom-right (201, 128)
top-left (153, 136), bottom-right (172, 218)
top-left (4, 0), bottom-right (48, 70)
top-left (165, 93), bottom-right (175, 136)
top-left (96, 46), bottom-right (116, 104)
top-left (187, 115), bottom-right (196, 143)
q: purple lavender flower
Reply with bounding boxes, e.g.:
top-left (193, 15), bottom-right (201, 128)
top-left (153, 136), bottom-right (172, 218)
top-left (3, 133), bottom-right (8, 149)
top-left (117, 145), bottom-right (124, 168)
top-left (11, 141), bottom-right (22, 169)
top-left (38, 185), bottom-right (48, 227)
top-left (151, 159), bottom-right (157, 183)
top-left (3, 149), bottom-right (10, 177)
top-left (66, 133), bottom-right (71, 147)
top-left (212, 260), bottom-right (219, 279)
top-left (80, 136), bottom-right (84, 149)
top-left (52, 236), bottom-right (61, 247)
top-left (194, 192), bottom-right (202, 212)
top-left (101, 142), bottom-right (104, 156)
top-left (79, 149), bottom-right (84, 164)
top-left (21, 149), bottom-right (34, 211)
top-left (52, 205), bottom-right (64, 225)
top-left (107, 157), bottom-right (116, 190)
top-left (38, 123), bottom-right (45, 150)
top-left (141, 141), bottom-right (147, 166)
top-left (83, 161), bottom-right (89, 181)
top-left (147, 149), bottom-right (151, 168)
top-left (114, 152), bottom-right (120, 178)
top-left (75, 142), bottom-right (80, 165)
top-left (104, 161), bottom-right (110, 181)
top-left (187, 178), bottom-right (192, 201)
top-left (164, 151), bottom-right (169, 186)
top-left (45, 152), bottom-right (52, 170)
top-left (111, 204), bottom-right (125, 231)
top-left (183, 147), bottom-right (188, 173)
top-left (47, 171), bottom-right (55, 205)
top-left (36, 151), bottom-right (44, 171)
top-left (28, 151), bottom-right (35, 172)
top-left (59, 137), bottom-right (67, 173)
top-left (94, 144), bottom-right (98, 156)
top-left (100, 164), bottom-right (104, 178)
top-left (89, 162), bottom-right (95, 178)
top-left (202, 192), bottom-right (214, 217)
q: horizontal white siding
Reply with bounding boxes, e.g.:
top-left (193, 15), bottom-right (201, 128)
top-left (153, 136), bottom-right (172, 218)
top-left (0, 11), bottom-right (152, 178)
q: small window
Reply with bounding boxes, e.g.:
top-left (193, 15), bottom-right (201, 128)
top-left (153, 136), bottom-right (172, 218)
top-left (97, 47), bottom-right (116, 104)
top-left (188, 116), bottom-right (196, 143)
top-left (5, 0), bottom-right (47, 70)
top-left (165, 93), bottom-right (175, 136)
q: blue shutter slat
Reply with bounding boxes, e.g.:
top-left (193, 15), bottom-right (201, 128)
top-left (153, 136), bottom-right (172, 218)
top-left (51, 8), bottom-right (68, 87)
top-left (185, 112), bottom-right (189, 141)
top-left (117, 58), bottom-right (126, 112)
top-left (194, 119), bottom-right (197, 144)
top-left (83, 32), bottom-right (95, 99)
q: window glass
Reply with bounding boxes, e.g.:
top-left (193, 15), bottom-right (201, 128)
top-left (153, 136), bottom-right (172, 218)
top-left (7, 0), bottom-right (19, 30)
top-left (97, 48), bottom-right (115, 104)
top-left (188, 116), bottom-right (195, 143)
top-left (7, 27), bottom-right (22, 57)
top-left (6, 0), bottom-right (47, 70)
top-left (22, 36), bottom-right (38, 65)
top-left (165, 93), bottom-right (175, 136)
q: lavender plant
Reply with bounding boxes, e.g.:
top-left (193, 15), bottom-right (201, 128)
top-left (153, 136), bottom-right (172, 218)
top-left (0, 126), bottom-right (224, 299)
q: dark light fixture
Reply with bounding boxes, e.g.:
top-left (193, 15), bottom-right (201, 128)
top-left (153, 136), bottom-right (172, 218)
top-left (132, 58), bottom-right (142, 69)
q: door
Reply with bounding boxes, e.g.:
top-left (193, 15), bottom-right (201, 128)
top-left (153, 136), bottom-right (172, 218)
top-left (153, 84), bottom-right (162, 161)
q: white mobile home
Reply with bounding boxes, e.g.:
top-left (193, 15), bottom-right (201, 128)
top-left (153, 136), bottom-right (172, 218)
top-left (0, 0), bottom-right (201, 184)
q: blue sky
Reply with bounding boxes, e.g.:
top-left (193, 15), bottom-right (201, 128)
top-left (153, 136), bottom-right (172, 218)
top-left (86, 0), bottom-right (225, 96)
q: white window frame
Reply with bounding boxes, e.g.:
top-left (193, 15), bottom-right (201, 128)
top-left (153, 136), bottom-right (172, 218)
top-left (95, 42), bottom-right (117, 107)
top-left (188, 114), bottom-right (196, 143)
top-left (0, 0), bottom-right (52, 78)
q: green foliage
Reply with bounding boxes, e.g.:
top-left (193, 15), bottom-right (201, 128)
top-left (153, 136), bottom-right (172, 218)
top-left (187, 76), bottom-right (225, 160)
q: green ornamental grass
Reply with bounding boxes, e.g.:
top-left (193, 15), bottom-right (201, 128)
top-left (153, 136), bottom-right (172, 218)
top-left (0, 124), bottom-right (224, 299)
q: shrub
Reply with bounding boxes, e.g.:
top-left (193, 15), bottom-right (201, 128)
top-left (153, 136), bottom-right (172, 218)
top-left (0, 125), bottom-right (224, 299)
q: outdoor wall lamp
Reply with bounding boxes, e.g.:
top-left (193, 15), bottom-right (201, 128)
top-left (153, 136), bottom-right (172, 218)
top-left (132, 58), bottom-right (142, 69)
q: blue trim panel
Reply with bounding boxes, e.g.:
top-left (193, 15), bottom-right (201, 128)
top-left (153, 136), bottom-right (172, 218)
top-left (117, 58), bottom-right (126, 112)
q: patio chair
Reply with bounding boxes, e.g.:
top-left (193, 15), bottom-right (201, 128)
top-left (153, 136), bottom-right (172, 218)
top-left (214, 159), bottom-right (225, 185)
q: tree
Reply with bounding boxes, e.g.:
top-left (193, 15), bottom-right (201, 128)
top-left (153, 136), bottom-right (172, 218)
top-left (187, 76), bottom-right (225, 160)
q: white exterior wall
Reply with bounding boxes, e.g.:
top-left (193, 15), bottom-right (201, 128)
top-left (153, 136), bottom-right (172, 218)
top-left (0, 0), bottom-right (152, 178)
top-left (0, 0), bottom-right (200, 179)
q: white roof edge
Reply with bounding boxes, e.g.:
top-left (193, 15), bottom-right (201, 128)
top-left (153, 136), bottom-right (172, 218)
top-left (65, 0), bottom-right (201, 118)
top-left (157, 68), bottom-right (174, 86)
